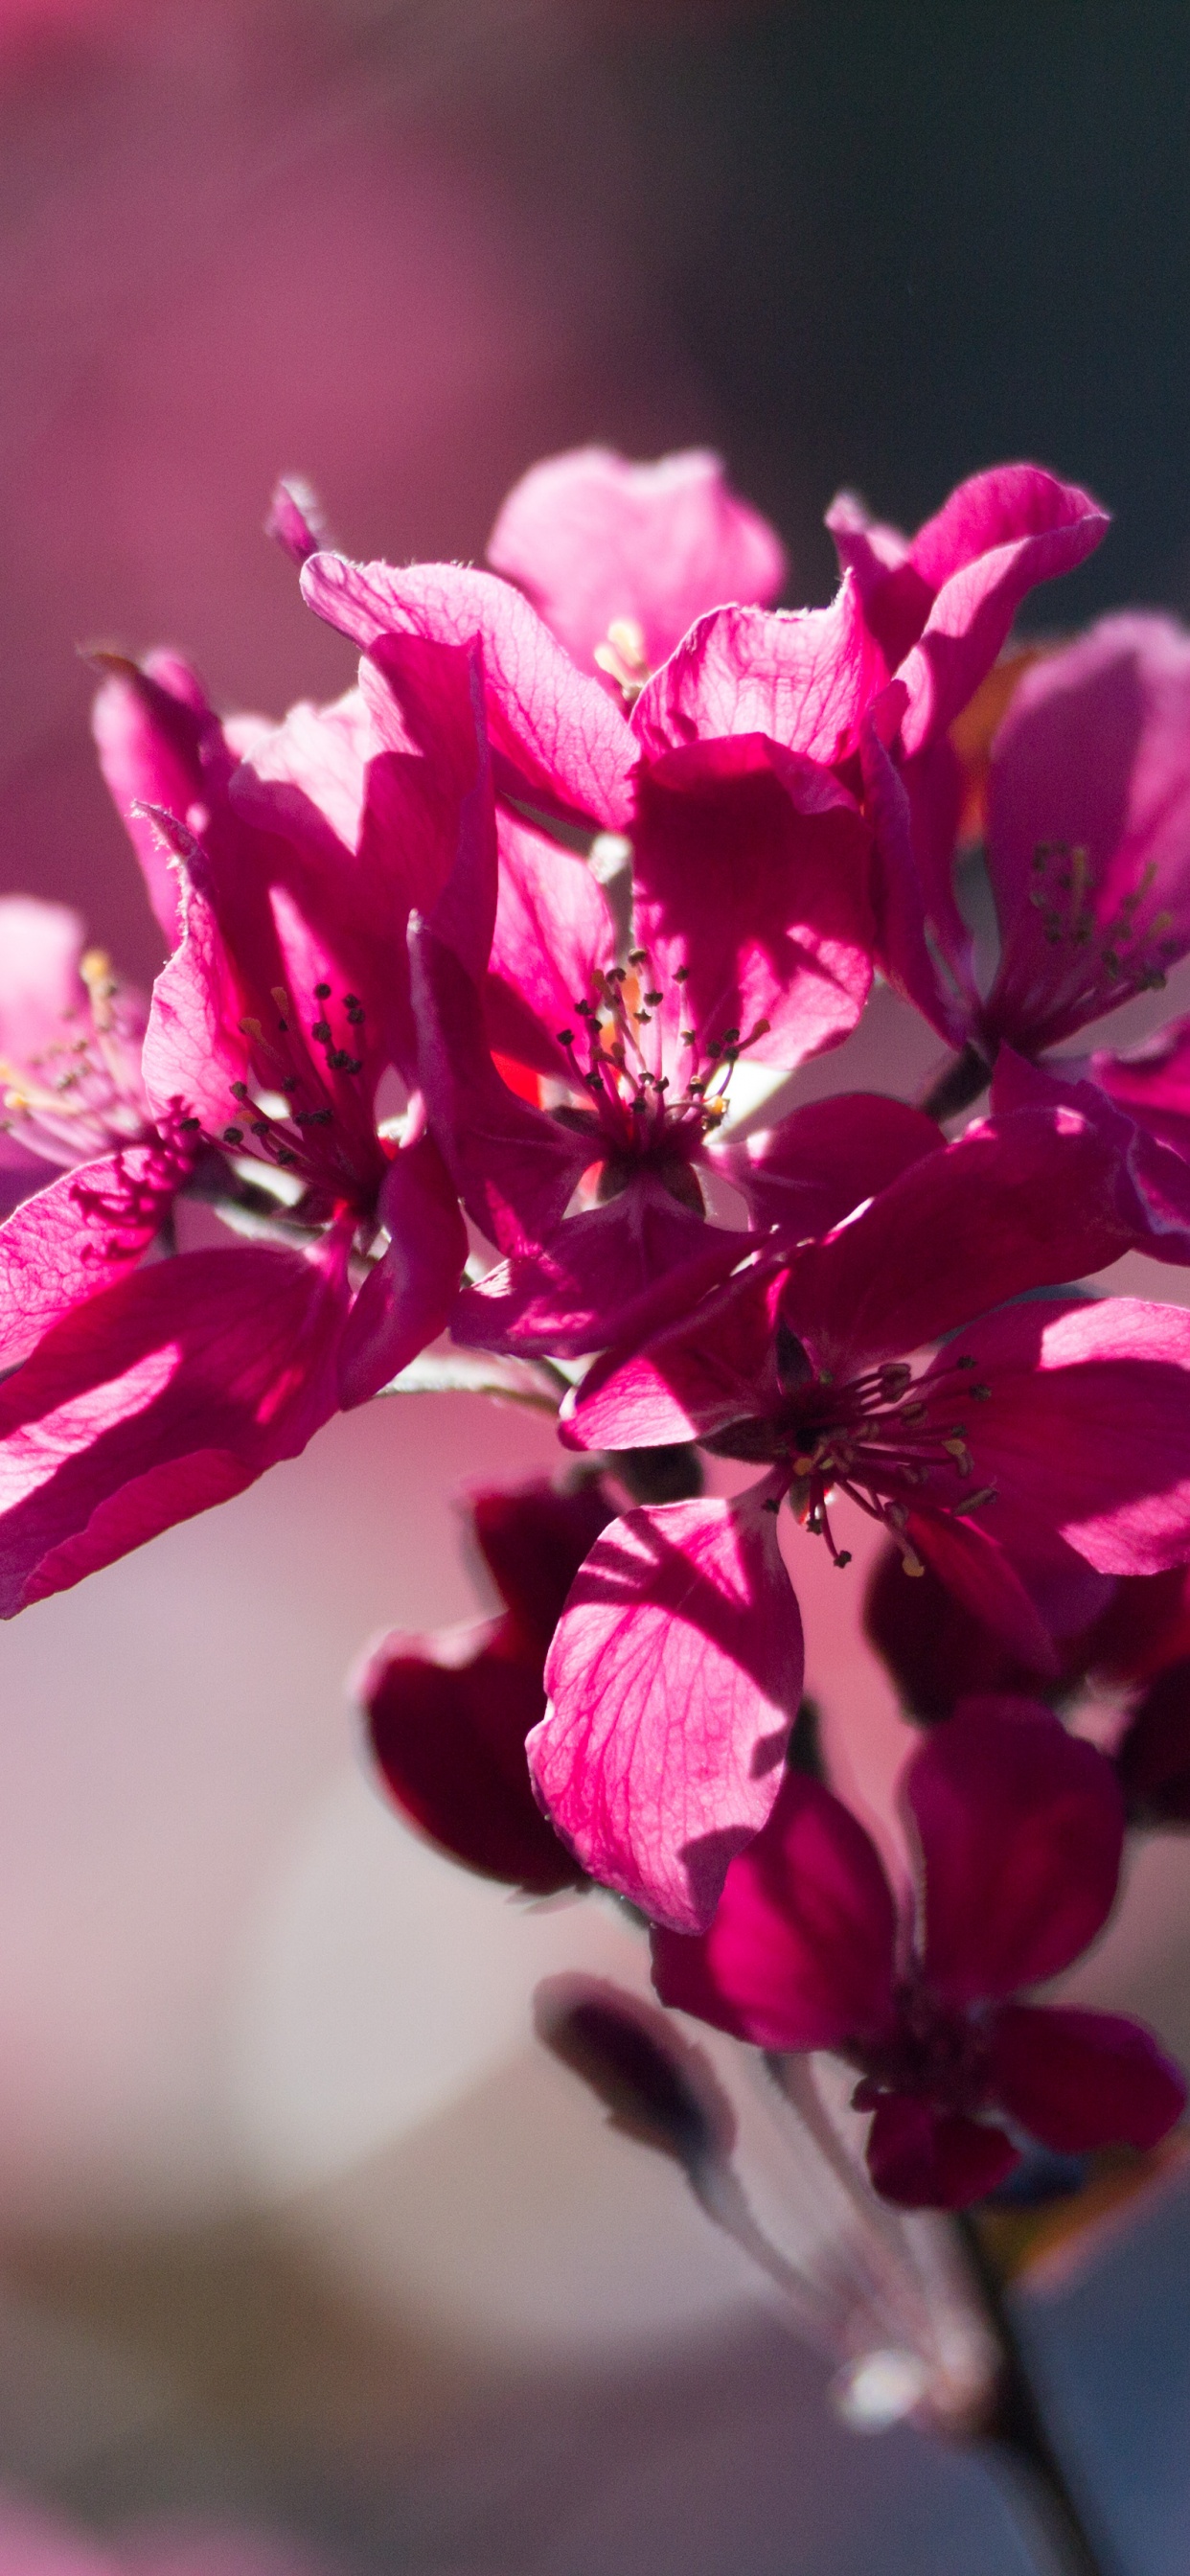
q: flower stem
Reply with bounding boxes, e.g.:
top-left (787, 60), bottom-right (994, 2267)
top-left (953, 2210), bottom-right (1124, 2576)
top-left (918, 1043), bottom-right (990, 1121)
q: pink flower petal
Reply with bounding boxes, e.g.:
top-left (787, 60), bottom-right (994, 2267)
top-left (989, 2003), bottom-right (1185, 2150)
top-left (938, 1295), bottom-right (1190, 1576)
top-left (0, 1239), bottom-right (348, 1615)
top-left (561, 1264), bottom-right (784, 1455)
top-left (300, 550), bottom-right (634, 831)
top-left (630, 735), bottom-right (874, 1074)
top-left (530, 1487), bottom-right (804, 1929)
top-left (482, 810), bottom-right (616, 1082)
top-left (894, 466), bottom-right (1109, 755)
top-left (906, 1698), bottom-right (1125, 2005)
top-left (454, 1181), bottom-right (752, 1359)
top-left (631, 575), bottom-right (886, 768)
top-left (780, 1105), bottom-right (1130, 1380)
top-left (983, 614), bottom-right (1190, 1053)
top-left (652, 1766), bottom-right (897, 2049)
top-left (410, 921), bottom-right (590, 1254)
top-left (91, 651), bottom-right (219, 945)
top-left (864, 2095), bottom-right (1019, 2209)
top-left (0, 1144), bottom-right (187, 1374)
top-left (711, 1091), bottom-right (943, 1235)
top-left (487, 444), bottom-right (787, 676)
top-left (336, 1134), bottom-right (468, 1408)
top-left (0, 895), bottom-right (88, 1064)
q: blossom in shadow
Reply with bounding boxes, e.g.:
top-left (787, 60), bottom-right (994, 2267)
top-left (652, 1699), bottom-right (1185, 2208)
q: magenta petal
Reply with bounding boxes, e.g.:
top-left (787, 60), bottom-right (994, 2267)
top-left (360, 1620), bottom-right (584, 1896)
top-left (141, 865), bottom-right (252, 1136)
top-left (983, 615), bottom-right (1190, 1053)
top-left (631, 576), bottom-right (887, 768)
top-left (652, 1767), bottom-right (897, 2050)
top-left (906, 1698), bottom-right (1125, 2005)
top-left (91, 653), bottom-right (218, 946)
top-left (942, 1296), bottom-right (1190, 1576)
top-left (454, 1183), bottom-right (752, 1360)
top-left (0, 897), bottom-right (88, 1065)
top-left (482, 811), bottom-right (616, 1081)
top-left (865, 2096), bottom-right (1019, 2209)
top-left (336, 1135), bottom-right (467, 1408)
top-left (989, 2004), bottom-right (1186, 2151)
top-left (712, 1092), bottom-right (943, 1236)
top-left (300, 551), bottom-right (634, 831)
top-left (530, 1487), bottom-right (804, 1929)
top-left (858, 709), bottom-right (974, 1047)
top-left (0, 1145), bottom-right (186, 1374)
top-left (410, 922), bottom-right (589, 1254)
top-left (780, 1106), bottom-right (1130, 1380)
top-left (265, 475), bottom-right (325, 567)
top-left (561, 1265), bottom-right (785, 1455)
top-left (469, 1476), bottom-right (619, 1653)
top-left (0, 1239), bottom-right (348, 1614)
top-left (487, 444), bottom-right (787, 676)
top-left (894, 467), bottom-right (1110, 755)
top-left (904, 1511), bottom-right (1061, 1678)
top-left (630, 736), bottom-right (873, 1073)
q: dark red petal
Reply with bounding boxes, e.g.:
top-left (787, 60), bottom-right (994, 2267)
top-left (1115, 1661), bottom-right (1190, 1823)
top-left (470, 1475), bottom-right (618, 1654)
top-left (652, 1767), bottom-right (897, 2052)
top-left (361, 1622), bottom-right (584, 1896)
top-left (990, 2004), bottom-right (1186, 2151)
top-left (906, 1699), bottom-right (1125, 2004)
top-left (865, 2095), bottom-right (1019, 2209)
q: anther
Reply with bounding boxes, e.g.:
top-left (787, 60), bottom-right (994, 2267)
top-left (223, 1125), bottom-right (243, 1145)
top-left (314, 982), bottom-right (332, 1000)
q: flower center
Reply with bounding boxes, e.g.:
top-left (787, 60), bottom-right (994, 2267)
top-left (180, 978), bottom-right (384, 1229)
top-left (1021, 839), bottom-right (1179, 1015)
top-left (851, 1983), bottom-right (992, 2119)
top-left (704, 1345), bottom-right (997, 1572)
top-left (555, 954), bottom-right (770, 1187)
top-left (0, 950), bottom-right (152, 1169)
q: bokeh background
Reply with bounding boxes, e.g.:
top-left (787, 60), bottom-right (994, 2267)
top-left (1, 4), bottom-right (1190, 2569)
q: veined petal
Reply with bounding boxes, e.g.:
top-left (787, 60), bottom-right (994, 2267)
top-left (906, 1698), bottom-right (1125, 2006)
top-left (300, 551), bottom-right (634, 831)
top-left (989, 2004), bottom-right (1185, 2151)
top-left (141, 857), bottom-right (252, 1138)
top-left (487, 444), bottom-right (787, 677)
top-left (530, 1487), bottom-right (804, 1929)
top-left (91, 651), bottom-right (219, 944)
top-left (0, 1239), bottom-right (348, 1616)
top-left (631, 576), bottom-right (887, 768)
top-left (0, 1145), bottom-right (186, 1375)
top-left (652, 1767), bottom-right (897, 2050)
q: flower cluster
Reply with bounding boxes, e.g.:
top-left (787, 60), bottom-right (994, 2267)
top-left (5, 440), bottom-right (1190, 2209)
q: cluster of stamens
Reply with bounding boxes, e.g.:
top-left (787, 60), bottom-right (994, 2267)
top-left (592, 615), bottom-right (652, 706)
top-left (0, 951), bottom-right (151, 1166)
top-left (183, 978), bottom-right (378, 1211)
top-left (1026, 840), bottom-right (1178, 1009)
top-left (738, 1347), bottom-right (996, 1573)
top-left (849, 1982), bottom-right (992, 2116)
top-left (555, 952), bottom-right (770, 1162)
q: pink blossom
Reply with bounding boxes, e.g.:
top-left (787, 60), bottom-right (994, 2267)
top-left (359, 1475), bottom-right (615, 1892)
top-left (652, 1699), bottom-right (1184, 2207)
top-left (416, 732), bottom-right (882, 1354)
top-left (532, 1108), bottom-right (1190, 1927)
top-left (486, 443), bottom-right (788, 680)
top-left (0, 896), bottom-right (196, 1372)
top-left (0, 634), bottom-right (492, 1611)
